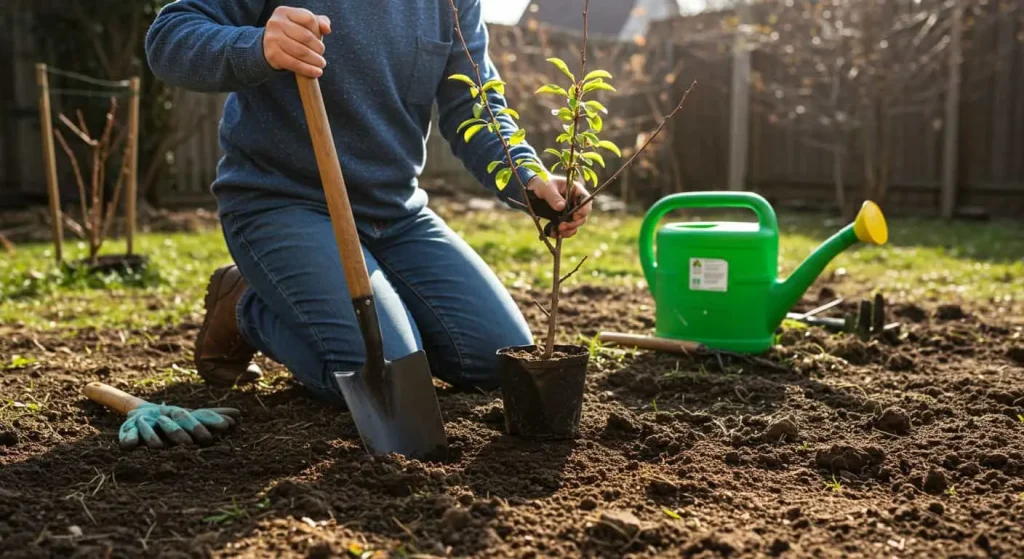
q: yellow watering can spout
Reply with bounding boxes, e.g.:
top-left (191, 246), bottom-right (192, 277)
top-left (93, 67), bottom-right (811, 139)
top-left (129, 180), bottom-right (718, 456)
top-left (767, 200), bottom-right (888, 329)
top-left (853, 201), bottom-right (888, 245)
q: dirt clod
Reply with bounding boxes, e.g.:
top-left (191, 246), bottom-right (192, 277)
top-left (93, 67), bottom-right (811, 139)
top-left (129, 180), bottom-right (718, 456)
top-left (982, 453), bottom-right (1009, 469)
top-left (927, 502), bottom-right (945, 515)
top-left (598, 510), bottom-right (643, 537)
top-left (816, 444), bottom-right (885, 474)
top-left (763, 417), bottom-right (799, 442)
top-left (442, 507), bottom-right (471, 533)
top-left (935, 304), bottom-right (967, 321)
top-left (876, 407), bottom-right (912, 435)
top-left (769, 537), bottom-right (791, 556)
top-left (923, 468), bottom-right (948, 493)
top-left (0, 431), bottom-right (17, 447)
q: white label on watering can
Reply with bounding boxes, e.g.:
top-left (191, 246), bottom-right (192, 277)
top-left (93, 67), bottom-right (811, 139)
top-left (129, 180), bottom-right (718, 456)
top-left (689, 258), bottom-right (728, 292)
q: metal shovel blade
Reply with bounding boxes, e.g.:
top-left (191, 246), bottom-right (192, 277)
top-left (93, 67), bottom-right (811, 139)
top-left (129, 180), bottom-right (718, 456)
top-left (334, 349), bottom-right (448, 462)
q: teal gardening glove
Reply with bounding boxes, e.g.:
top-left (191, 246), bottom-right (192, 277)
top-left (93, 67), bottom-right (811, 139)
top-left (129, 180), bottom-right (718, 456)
top-left (119, 403), bottom-right (241, 450)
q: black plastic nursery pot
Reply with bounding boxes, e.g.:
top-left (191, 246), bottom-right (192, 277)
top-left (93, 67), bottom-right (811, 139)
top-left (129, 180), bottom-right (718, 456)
top-left (496, 344), bottom-right (589, 440)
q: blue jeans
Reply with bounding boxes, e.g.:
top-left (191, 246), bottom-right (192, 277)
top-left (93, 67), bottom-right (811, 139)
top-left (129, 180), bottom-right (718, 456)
top-left (220, 202), bottom-right (532, 405)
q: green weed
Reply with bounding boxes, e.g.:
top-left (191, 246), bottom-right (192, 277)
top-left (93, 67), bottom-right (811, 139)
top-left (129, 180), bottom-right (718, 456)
top-left (203, 498), bottom-right (251, 525)
top-left (1, 355), bottom-right (37, 370)
top-left (662, 507), bottom-right (682, 520)
top-left (946, 486), bottom-right (958, 497)
top-left (825, 476), bottom-right (843, 493)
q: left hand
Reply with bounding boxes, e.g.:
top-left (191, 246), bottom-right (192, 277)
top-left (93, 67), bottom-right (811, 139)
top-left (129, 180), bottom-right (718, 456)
top-left (118, 403), bottom-right (240, 450)
top-left (526, 175), bottom-right (593, 238)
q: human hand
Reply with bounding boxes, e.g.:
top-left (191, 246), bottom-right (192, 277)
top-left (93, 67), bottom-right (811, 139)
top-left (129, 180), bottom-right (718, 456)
top-left (526, 175), bottom-right (593, 238)
top-left (118, 403), bottom-right (240, 450)
top-left (263, 6), bottom-right (333, 78)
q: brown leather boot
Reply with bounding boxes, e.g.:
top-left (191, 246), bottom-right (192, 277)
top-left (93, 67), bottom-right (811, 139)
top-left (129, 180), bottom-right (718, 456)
top-left (194, 264), bottom-right (262, 387)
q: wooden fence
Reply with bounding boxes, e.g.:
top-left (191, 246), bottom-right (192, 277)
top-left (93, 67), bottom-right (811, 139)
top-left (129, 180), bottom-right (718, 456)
top-left (4, 13), bottom-right (1021, 219)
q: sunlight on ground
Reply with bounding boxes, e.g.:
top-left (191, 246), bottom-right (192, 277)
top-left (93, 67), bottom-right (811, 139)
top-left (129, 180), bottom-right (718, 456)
top-left (1, 209), bottom-right (1021, 330)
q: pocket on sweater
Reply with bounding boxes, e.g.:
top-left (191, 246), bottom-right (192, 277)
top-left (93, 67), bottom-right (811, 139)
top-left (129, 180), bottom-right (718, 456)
top-left (403, 35), bottom-right (453, 106)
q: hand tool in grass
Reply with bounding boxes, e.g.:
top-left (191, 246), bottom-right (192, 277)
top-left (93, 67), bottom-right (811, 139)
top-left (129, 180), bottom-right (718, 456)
top-left (83, 382), bottom-right (239, 450)
top-left (294, 73), bottom-right (449, 462)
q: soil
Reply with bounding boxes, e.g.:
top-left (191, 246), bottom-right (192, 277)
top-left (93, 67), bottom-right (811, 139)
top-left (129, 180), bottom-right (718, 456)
top-left (2, 285), bottom-right (1023, 558)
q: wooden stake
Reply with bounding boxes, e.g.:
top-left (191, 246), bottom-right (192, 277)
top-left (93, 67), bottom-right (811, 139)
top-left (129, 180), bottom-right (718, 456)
top-left (36, 63), bottom-right (63, 263)
top-left (126, 76), bottom-right (141, 255)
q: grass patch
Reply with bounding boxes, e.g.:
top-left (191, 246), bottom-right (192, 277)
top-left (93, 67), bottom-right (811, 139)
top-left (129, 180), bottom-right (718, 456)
top-left (2, 208), bottom-right (1021, 331)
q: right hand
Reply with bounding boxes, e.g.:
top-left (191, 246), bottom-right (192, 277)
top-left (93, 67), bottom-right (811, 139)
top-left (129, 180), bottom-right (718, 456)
top-left (263, 6), bottom-right (333, 78)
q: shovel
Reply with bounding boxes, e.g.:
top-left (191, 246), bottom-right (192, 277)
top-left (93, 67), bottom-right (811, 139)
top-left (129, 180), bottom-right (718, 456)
top-left (295, 73), bottom-right (449, 462)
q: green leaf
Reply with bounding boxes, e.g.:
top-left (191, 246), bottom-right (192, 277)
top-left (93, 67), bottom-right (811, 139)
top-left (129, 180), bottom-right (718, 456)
top-left (509, 129), bottom-right (526, 146)
top-left (546, 57), bottom-right (575, 81)
top-left (582, 80), bottom-right (617, 94)
top-left (464, 123), bottom-right (486, 142)
top-left (550, 160), bottom-right (563, 172)
top-left (470, 87), bottom-right (480, 98)
top-left (587, 114), bottom-right (604, 133)
top-left (472, 103), bottom-right (484, 119)
top-left (495, 168), bottom-right (513, 191)
top-left (535, 84), bottom-right (568, 96)
top-left (544, 148), bottom-right (562, 159)
top-left (519, 161), bottom-right (548, 179)
top-left (458, 118), bottom-right (485, 133)
top-left (581, 132), bottom-right (600, 147)
top-left (585, 100), bottom-right (609, 114)
top-left (481, 79), bottom-right (506, 95)
top-left (662, 507), bottom-right (682, 520)
top-left (569, 84), bottom-right (578, 101)
top-left (448, 74), bottom-right (477, 88)
top-left (598, 140), bottom-right (622, 157)
top-left (582, 166), bottom-right (599, 187)
top-left (556, 133), bottom-right (571, 144)
top-left (488, 122), bottom-right (499, 133)
top-left (556, 107), bottom-right (574, 122)
top-left (584, 70), bottom-right (613, 82)
top-left (498, 108), bottom-right (520, 120)
top-left (581, 152), bottom-right (606, 168)
top-left (487, 160), bottom-right (503, 174)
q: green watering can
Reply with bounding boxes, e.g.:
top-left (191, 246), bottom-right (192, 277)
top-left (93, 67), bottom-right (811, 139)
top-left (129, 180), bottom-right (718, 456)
top-left (638, 192), bottom-right (888, 353)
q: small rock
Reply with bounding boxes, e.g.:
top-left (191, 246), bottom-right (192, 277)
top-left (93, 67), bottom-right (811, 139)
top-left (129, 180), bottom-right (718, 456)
top-left (769, 537), bottom-right (790, 556)
top-left (724, 451), bottom-right (741, 465)
top-left (923, 469), bottom-right (948, 493)
top-left (0, 431), bottom-right (17, 447)
top-left (599, 510), bottom-right (643, 537)
top-left (784, 506), bottom-right (802, 520)
top-left (876, 407), bottom-right (911, 435)
top-left (442, 507), bottom-right (471, 532)
top-left (927, 502), bottom-right (945, 515)
top-left (763, 417), bottom-right (799, 443)
top-left (1007, 346), bottom-right (1024, 365)
top-left (68, 525), bottom-right (83, 538)
top-left (982, 453), bottom-right (1009, 469)
top-left (579, 497), bottom-right (597, 511)
top-left (457, 494), bottom-right (474, 506)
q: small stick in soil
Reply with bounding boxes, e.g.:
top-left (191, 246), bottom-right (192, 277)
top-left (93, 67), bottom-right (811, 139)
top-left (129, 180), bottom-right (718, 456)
top-left (856, 300), bottom-right (873, 340)
top-left (872, 293), bottom-right (886, 335)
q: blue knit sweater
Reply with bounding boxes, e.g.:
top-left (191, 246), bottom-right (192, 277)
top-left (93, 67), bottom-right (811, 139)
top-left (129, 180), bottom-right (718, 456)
top-left (145, 0), bottom-right (542, 222)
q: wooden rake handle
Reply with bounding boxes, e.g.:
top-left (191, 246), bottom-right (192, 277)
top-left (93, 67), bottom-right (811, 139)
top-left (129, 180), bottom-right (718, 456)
top-left (83, 382), bottom-right (148, 415)
top-left (597, 332), bottom-right (703, 355)
top-left (294, 74), bottom-right (373, 300)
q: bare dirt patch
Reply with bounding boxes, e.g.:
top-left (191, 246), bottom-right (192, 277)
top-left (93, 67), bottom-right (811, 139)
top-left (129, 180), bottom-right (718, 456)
top-left (1, 286), bottom-right (1022, 558)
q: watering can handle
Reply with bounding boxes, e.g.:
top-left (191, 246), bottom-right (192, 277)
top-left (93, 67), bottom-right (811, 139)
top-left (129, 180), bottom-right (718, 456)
top-left (638, 192), bottom-right (778, 292)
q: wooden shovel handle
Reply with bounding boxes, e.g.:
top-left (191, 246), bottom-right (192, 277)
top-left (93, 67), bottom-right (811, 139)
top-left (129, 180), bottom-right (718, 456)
top-left (597, 332), bottom-right (703, 355)
top-left (83, 382), bottom-right (148, 415)
top-left (295, 75), bottom-right (373, 299)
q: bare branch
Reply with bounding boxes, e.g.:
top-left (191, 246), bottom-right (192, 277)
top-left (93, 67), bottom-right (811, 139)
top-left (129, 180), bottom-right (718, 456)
top-left (54, 128), bottom-right (92, 236)
top-left (58, 114), bottom-right (97, 147)
top-left (577, 80), bottom-right (696, 207)
top-left (558, 255), bottom-right (588, 285)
